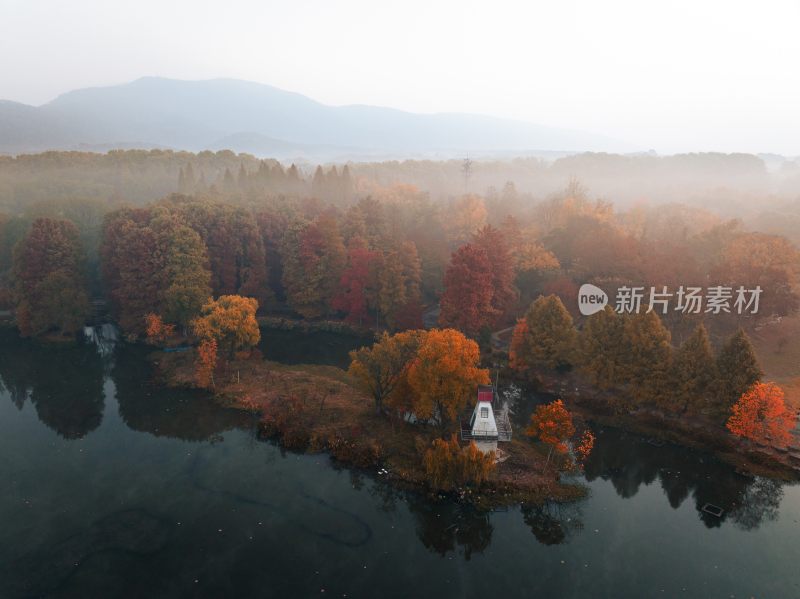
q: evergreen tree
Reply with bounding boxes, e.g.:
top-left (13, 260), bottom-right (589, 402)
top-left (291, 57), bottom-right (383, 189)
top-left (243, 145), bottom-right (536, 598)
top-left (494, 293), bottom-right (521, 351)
top-left (715, 328), bottom-right (763, 421)
top-left (237, 163), bottom-right (248, 189)
top-left (521, 294), bottom-right (578, 370)
top-left (222, 167), bottom-right (236, 192)
top-left (671, 324), bottom-right (716, 416)
top-left (315, 211), bottom-right (347, 311)
top-left (158, 222), bottom-right (212, 331)
top-left (340, 164), bottom-right (354, 202)
top-left (580, 306), bottom-right (626, 390)
top-left (621, 311), bottom-right (672, 408)
top-left (281, 219), bottom-right (325, 318)
top-left (378, 250), bottom-right (407, 330)
top-left (311, 165), bottom-right (326, 199)
top-left (399, 241), bottom-right (422, 302)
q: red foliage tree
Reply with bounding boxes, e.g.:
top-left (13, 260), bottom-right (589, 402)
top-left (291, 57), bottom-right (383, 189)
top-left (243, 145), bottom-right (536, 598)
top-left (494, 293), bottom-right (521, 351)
top-left (726, 382), bottom-right (796, 447)
top-left (472, 225), bottom-right (517, 323)
top-left (332, 239), bottom-right (378, 325)
top-left (439, 243), bottom-right (494, 337)
top-left (394, 298), bottom-right (425, 331)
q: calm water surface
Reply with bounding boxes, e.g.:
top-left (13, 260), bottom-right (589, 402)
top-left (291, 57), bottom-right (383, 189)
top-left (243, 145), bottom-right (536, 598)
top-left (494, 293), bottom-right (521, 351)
top-left (1, 328), bottom-right (799, 598)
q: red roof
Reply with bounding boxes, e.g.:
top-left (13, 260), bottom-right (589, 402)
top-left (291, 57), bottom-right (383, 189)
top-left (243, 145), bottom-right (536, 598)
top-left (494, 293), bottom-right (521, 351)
top-left (477, 386), bottom-right (494, 403)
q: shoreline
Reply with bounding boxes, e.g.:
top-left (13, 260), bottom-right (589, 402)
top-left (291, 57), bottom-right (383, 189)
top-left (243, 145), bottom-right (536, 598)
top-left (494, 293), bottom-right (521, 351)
top-left (529, 370), bottom-right (800, 481)
top-left (151, 348), bottom-right (588, 510)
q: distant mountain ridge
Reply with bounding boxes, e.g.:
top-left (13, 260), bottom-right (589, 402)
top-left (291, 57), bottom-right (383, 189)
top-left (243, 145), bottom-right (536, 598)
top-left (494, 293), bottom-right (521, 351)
top-left (0, 77), bottom-right (632, 159)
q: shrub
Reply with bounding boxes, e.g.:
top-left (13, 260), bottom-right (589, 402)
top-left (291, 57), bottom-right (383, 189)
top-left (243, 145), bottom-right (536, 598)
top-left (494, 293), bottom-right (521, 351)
top-left (422, 434), bottom-right (495, 491)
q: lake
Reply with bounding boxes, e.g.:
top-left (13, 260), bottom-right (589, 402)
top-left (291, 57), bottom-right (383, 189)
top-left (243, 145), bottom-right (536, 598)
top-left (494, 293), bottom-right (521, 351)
top-left (1, 328), bottom-right (798, 598)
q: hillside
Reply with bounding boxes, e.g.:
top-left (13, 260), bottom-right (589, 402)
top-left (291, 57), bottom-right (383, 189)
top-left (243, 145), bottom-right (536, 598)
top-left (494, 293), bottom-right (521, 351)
top-left (0, 77), bottom-right (628, 159)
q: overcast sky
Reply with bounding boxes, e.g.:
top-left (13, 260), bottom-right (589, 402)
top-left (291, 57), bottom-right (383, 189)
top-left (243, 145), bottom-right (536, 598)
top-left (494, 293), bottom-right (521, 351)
top-left (2, 0), bottom-right (799, 154)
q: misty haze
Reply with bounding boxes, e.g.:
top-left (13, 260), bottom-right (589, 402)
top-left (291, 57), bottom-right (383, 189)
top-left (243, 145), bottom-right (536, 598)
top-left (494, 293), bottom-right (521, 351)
top-left (1, 2), bottom-right (800, 599)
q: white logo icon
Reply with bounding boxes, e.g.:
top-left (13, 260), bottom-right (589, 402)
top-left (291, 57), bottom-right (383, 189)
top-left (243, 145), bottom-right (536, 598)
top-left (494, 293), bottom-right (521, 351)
top-left (578, 284), bottom-right (608, 316)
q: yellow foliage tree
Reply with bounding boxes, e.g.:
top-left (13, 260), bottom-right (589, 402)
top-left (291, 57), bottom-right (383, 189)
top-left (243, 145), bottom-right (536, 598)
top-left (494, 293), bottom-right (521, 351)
top-left (348, 330), bottom-right (427, 414)
top-left (422, 434), bottom-right (495, 491)
top-left (191, 295), bottom-right (260, 358)
top-left (406, 328), bottom-right (490, 428)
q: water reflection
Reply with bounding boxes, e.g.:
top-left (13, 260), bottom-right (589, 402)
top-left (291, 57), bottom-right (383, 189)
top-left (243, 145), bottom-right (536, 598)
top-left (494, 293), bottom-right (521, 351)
top-left (112, 344), bottom-right (252, 441)
top-left (0, 329), bottom-right (250, 443)
top-left (522, 501), bottom-right (584, 545)
top-left (406, 497), bottom-right (493, 560)
top-left (584, 426), bottom-right (784, 530)
top-left (258, 328), bottom-right (371, 369)
top-left (0, 330), bottom-right (104, 439)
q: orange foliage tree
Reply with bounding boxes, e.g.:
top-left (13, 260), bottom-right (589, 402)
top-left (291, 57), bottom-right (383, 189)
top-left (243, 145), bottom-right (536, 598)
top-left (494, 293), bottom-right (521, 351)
top-left (574, 430), bottom-right (596, 467)
top-left (726, 382), bottom-right (796, 447)
top-left (508, 318), bottom-right (529, 372)
top-left (526, 399), bottom-right (576, 468)
top-left (406, 329), bottom-right (490, 428)
top-left (144, 313), bottom-right (175, 344)
top-left (195, 338), bottom-right (218, 389)
top-left (422, 434), bottom-right (495, 491)
top-left (191, 295), bottom-right (260, 358)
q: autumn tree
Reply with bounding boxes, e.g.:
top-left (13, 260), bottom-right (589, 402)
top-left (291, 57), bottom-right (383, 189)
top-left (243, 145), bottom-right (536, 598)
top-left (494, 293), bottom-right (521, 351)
top-left (714, 329), bottom-right (763, 420)
top-left (406, 328), bottom-right (490, 428)
top-left (526, 400), bottom-right (576, 469)
top-left (377, 250), bottom-right (407, 330)
top-left (12, 217), bottom-right (90, 337)
top-left (439, 244), bottom-right (494, 337)
top-left (727, 382), bottom-right (796, 447)
top-left (621, 311), bottom-right (672, 408)
top-left (348, 330), bottom-right (426, 414)
top-left (191, 295), bottom-right (260, 359)
top-left (444, 195), bottom-right (487, 244)
top-left (717, 232), bottom-right (800, 319)
top-left (166, 198), bottom-right (270, 304)
top-left (574, 430), bottom-right (596, 467)
top-left (280, 214), bottom-right (346, 318)
top-left (144, 313), bottom-right (175, 344)
top-left (508, 318), bottom-right (529, 373)
top-left (579, 306), bottom-right (626, 389)
top-left (156, 218), bottom-right (211, 331)
top-left (195, 338), bottom-right (218, 389)
top-left (422, 434), bottom-right (496, 491)
top-left (671, 324), bottom-right (716, 415)
top-left (332, 238), bottom-right (378, 325)
top-left (101, 206), bottom-right (213, 335)
top-left (516, 295), bottom-right (578, 371)
top-left (281, 219), bottom-right (326, 318)
top-left (101, 208), bottom-right (166, 333)
top-left (472, 225), bottom-right (517, 322)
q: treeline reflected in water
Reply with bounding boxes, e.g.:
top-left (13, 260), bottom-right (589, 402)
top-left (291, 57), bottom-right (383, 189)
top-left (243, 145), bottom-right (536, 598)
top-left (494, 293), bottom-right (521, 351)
top-left (0, 330), bottom-right (105, 439)
top-left (0, 328), bottom-right (788, 562)
top-left (0, 330), bottom-right (250, 442)
top-left (583, 426), bottom-right (783, 530)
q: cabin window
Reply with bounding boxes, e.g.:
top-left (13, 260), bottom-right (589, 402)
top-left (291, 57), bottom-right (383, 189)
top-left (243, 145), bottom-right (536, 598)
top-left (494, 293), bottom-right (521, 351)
top-left (480, 407), bottom-right (489, 419)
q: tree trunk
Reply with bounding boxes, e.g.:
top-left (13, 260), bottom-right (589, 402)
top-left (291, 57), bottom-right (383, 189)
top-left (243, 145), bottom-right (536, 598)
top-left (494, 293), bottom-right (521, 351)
top-left (544, 445), bottom-right (553, 472)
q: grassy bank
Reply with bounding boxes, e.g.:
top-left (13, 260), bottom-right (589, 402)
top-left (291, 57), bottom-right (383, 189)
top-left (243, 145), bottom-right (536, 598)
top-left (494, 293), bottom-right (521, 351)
top-left (152, 349), bottom-right (587, 509)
